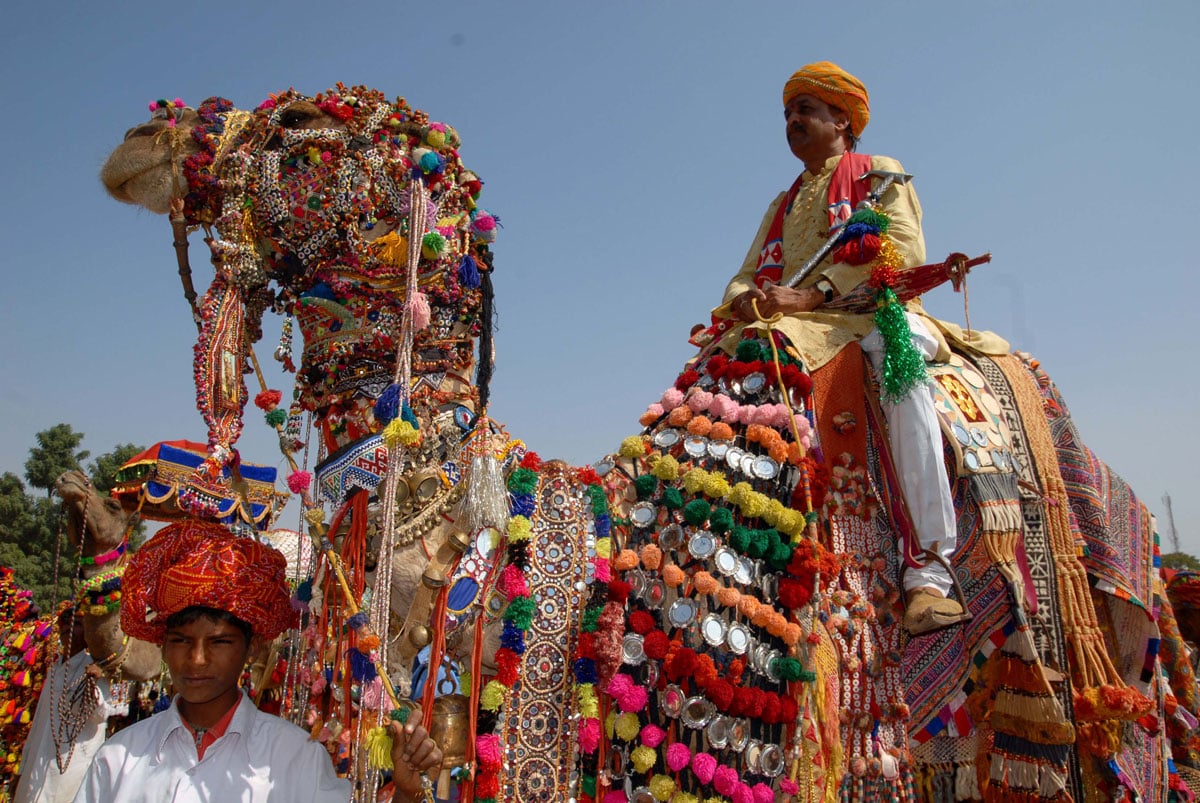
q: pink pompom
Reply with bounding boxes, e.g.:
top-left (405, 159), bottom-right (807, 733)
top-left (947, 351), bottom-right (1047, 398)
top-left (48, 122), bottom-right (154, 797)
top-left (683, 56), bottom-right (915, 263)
top-left (691, 752), bottom-right (717, 784)
top-left (732, 785), bottom-right (754, 803)
top-left (709, 395), bottom-right (738, 422)
top-left (640, 724), bottom-right (666, 748)
top-left (644, 403), bottom-right (665, 419)
top-left (579, 718), bottom-right (600, 753)
top-left (713, 765), bottom-right (739, 796)
top-left (660, 388), bottom-right (684, 411)
top-left (497, 564), bottom-right (529, 600)
top-left (666, 742), bottom-right (691, 772)
top-left (148, 101), bottom-right (157, 112)
top-left (476, 733), bottom-right (502, 766)
top-left (780, 779), bottom-right (800, 795)
top-left (605, 672), bottom-right (632, 698)
top-left (408, 291), bottom-right (431, 330)
top-left (686, 390), bottom-right (714, 412)
top-left (793, 415), bottom-right (812, 438)
top-left (621, 683), bottom-right (648, 713)
top-left (766, 404), bottom-right (792, 429)
top-left (593, 557), bottom-right (611, 583)
top-left (752, 783), bottom-right (775, 803)
top-left (603, 791), bottom-right (628, 803)
top-left (287, 470), bottom-right (312, 495)
top-left (801, 435), bottom-right (812, 450)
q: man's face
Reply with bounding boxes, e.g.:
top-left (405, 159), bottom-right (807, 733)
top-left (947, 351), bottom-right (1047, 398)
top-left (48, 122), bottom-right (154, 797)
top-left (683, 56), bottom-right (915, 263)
top-left (784, 94), bottom-right (849, 164)
top-left (163, 616), bottom-right (254, 710)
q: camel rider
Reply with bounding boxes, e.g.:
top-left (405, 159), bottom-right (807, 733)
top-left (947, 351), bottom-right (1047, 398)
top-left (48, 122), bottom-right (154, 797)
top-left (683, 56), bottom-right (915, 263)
top-left (717, 61), bottom-right (967, 635)
top-left (73, 519), bottom-right (442, 803)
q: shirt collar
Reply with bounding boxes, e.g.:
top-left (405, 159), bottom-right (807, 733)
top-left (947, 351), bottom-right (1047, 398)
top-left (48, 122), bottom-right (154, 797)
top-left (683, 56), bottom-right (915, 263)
top-left (156, 690), bottom-right (257, 761)
top-left (801, 152), bottom-right (845, 182)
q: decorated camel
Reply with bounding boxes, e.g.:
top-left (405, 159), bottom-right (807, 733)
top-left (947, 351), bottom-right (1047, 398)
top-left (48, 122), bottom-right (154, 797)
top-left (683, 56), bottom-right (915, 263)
top-left (97, 88), bottom-right (1197, 802)
top-left (53, 470), bottom-right (162, 682)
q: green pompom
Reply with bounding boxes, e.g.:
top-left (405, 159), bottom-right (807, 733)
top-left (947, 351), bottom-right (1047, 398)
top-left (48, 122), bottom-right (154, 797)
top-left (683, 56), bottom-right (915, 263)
top-left (587, 485), bottom-right (608, 515)
top-left (582, 606), bottom-right (602, 633)
top-left (503, 596), bottom-right (536, 630)
top-left (745, 528), bottom-right (768, 559)
top-left (507, 467), bottom-right (539, 495)
top-left (683, 499), bottom-right (711, 526)
top-left (634, 475), bottom-right (658, 500)
top-left (736, 339), bottom-right (765, 363)
top-left (847, 207), bottom-right (891, 234)
top-left (768, 541), bottom-right (793, 570)
top-left (771, 656), bottom-right (807, 682)
top-left (661, 488), bottom-right (683, 510)
top-left (582, 774), bottom-right (597, 796)
top-left (265, 408), bottom-right (287, 427)
top-left (708, 507), bottom-right (734, 534)
top-left (729, 526), bottom-right (751, 553)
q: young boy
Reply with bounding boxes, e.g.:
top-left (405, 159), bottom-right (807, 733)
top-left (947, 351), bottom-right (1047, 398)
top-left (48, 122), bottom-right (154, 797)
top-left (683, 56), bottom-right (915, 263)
top-left (73, 519), bottom-right (442, 802)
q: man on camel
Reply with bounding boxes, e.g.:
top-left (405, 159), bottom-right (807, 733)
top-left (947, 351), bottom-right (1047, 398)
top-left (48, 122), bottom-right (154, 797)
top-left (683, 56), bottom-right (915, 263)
top-left (73, 519), bottom-right (442, 802)
top-left (717, 61), bottom-right (968, 634)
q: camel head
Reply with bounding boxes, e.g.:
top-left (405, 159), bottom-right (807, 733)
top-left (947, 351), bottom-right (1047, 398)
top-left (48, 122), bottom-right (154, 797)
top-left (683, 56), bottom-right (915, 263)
top-left (54, 470), bottom-right (132, 557)
top-left (103, 85), bottom-right (497, 455)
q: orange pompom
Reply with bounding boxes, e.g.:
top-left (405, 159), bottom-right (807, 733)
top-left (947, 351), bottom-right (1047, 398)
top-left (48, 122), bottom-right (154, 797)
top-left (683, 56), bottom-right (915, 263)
top-left (614, 549), bottom-right (640, 571)
top-left (737, 596), bottom-right (762, 619)
top-left (709, 422), bottom-right (734, 441)
top-left (662, 563), bottom-right (686, 587)
top-left (687, 416), bottom-right (713, 437)
top-left (692, 571), bottom-right (720, 596)
top-left (717, 586), bottom-right (741, 608)
top-left (667, 406), bottom-right (694, 427)
top-left (782, 622), bottom-right (803, 647)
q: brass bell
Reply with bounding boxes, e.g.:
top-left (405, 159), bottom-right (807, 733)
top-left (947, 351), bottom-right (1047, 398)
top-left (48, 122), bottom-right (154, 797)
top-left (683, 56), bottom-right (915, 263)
top-left (409, 467), bottom-right (443, 503)
top-left (447, 529), bottom-right (470, 554)
top-left (422, 565), bottom-right (447, 589)
top-left (408, 625), bottom-right (431, 649)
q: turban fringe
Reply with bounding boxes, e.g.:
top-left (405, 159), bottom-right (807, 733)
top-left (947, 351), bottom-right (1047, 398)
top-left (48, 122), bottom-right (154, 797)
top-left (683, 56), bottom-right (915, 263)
top-left (783, 61), bottom-right (870, 138)
top-left (121, 518), bottom-right (297, 644)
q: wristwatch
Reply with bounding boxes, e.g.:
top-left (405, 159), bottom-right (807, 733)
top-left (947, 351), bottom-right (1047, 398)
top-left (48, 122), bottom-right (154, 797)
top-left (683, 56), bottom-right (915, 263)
top-left (814, 279), bottom-right (835, 305)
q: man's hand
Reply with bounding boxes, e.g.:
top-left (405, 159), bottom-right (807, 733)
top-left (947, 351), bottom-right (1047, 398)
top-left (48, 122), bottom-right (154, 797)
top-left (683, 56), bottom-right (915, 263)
top-left (730, 284), bottom-right (824, 322)
top-left (389, 720), bottom-right (444, 802)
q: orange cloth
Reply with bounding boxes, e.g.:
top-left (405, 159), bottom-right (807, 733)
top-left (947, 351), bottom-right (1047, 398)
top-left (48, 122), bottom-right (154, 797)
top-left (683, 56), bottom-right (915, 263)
top-left (121, 518), bottom-right (297, 644)
top-left (783, 61), bottom-right (870, 137)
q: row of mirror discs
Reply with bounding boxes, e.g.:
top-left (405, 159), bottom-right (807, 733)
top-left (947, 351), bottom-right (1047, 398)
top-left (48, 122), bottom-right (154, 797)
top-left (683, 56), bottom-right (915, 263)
top-left (652, 429), bottom-right (782, 481)
top-left (659, 685), bottom-right (787, 775)
top-left (949, 422), bottom-right (1017, 472)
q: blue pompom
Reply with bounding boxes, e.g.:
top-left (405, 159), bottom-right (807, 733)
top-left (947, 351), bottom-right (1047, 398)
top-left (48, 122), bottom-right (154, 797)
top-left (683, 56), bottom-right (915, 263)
top-left (401, 403), bottom-right (419, 428)
top-left (346, 612), bottom-right (370, 631)
top-left (458, 255), bottom-right (481, 289)
top-left (573, 657), bottom-right (597, 684)
top-left (509, 493), bottom-right (536, 518)
top-left (374, 383), bottom-right (401, 425)
top-left (838, 221), bottom-right (879, 243)
top-left (419, 151), bottom-right (446, 174)
top-left (347, 648), bottom-right (377, 682)
top-left (594, 513), bottom-right (611, 539)
top-left (500, 620), bottom-right (526, 654)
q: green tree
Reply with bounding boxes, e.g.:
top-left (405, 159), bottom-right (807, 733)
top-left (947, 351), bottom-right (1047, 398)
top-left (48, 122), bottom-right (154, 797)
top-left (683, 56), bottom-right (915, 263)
top-left (1162, 552), bottom-right (1200, 572)
top-left (24, 424), bottom-right (89, 497)
top-left (88, 443), bottom-right (145, 495)
top-left (0, 472), bottom-right (63, 613)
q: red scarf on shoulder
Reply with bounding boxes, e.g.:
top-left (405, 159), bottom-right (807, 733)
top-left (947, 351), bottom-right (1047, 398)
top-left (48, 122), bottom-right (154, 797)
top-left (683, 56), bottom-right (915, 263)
top-left (752, 152), bottom-right (873, 287)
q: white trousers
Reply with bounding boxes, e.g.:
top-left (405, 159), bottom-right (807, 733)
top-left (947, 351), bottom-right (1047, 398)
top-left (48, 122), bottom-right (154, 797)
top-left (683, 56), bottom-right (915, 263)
top-left (859, 313), bottom-right (956, 595)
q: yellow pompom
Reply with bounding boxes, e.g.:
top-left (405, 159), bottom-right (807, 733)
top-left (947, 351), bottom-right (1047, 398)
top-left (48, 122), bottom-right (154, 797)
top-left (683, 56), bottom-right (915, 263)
top-left (650, 455), bottom-right (679, 481)
top-left (615, 712), bottom-right (641, 742)
top-left (364, 725), bottom-right (395, 770)
top-left (480, 680), bottom-right (507, 712)
top-left (763, 498), bottom-right (786, 527)
top-left (682, 468), bottom-right (708, 495)
top-left (673, 794), bottom-right (699, 803)
top-left (425, 129), bottom-right (446, 148)
top-left (383, 419), bottom-right (421, 449)
top-left (649, 774), bottom-right (676, 801)
top-left (777, 509), bottom-right (805, 537)
top-left (604, 711), bottom-right (617, 739)
top-left (577, 683), bottom-right (599, 719)
top-left (729, 481), bottom-right (755, 506)
top-left (619, 436), bottom-right (646, 459)
top-left (704, 472), bottom-right (731, 499)
top-left (594, 537), bottom-right (612, 559)
top-left (740, 489), bottom-right (768, 519)
top-left (507, 516), bottom-right (533, 542)
top-left (304, 508), bottom-right (326, 527)
top-left (631, 745), bottom-right (657, 774)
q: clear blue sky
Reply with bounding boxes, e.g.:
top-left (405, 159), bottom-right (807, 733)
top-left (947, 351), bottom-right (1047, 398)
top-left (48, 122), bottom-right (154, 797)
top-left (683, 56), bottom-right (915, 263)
top-left (2, 2), bottom-right (1197, 554)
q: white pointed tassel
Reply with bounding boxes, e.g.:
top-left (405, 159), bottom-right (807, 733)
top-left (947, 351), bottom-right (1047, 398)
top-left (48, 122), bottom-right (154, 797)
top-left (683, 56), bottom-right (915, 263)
top-left (455, 454), bottom-right (509, 534)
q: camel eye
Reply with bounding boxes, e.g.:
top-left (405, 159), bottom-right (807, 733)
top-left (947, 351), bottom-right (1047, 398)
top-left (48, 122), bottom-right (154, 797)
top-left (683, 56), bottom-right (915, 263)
top-left (281, 109), bottom-right (311, 127)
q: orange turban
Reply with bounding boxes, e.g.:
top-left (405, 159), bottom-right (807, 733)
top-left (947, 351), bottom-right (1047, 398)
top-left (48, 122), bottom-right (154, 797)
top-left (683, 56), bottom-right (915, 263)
top-left (783, 62), bottom-right (870, 138)
top-left (121, 518), bottom-right (297, 644)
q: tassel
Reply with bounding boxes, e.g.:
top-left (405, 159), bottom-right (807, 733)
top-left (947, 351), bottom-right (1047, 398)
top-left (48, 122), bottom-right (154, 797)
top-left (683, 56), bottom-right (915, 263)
top-left (873, 287), bottom-right (928, 403)
top-left (374, 383), bottom-right (401, 425)
top-left (346, 648), bottom-right (378, 682)
top-left (407, 290), bottom-right (431, 330)
top-left (458, 255), bottom-right (481, 288)
top-left (364, 725), bottom-right (394, 770)
top-left (455, 454), bottom-right (510, 534)
top-left (383, 419), bottom-right (421, 449)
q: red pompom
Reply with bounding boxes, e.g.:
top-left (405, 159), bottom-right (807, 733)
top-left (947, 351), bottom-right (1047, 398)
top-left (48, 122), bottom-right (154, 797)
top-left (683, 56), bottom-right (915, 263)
top-left (576, 467), bottom-right (602, 487)
top-left (779, 695), bottom-right (799, 723)
top-left (255, 389), bottom-right (283, 411)
top-left (643, 630), bottom-right (669, 660)
top-left (520, 451), bottom-right (542, 470)
top-left (706, 679), bottom-right (734, 712)
top-left (475, 771), bottom-right (500, 798)
top-left (778, 578), bottom-right (812, 610)
top-left (706, 354), bottom-right (729, 378)
top-left (665, 647), bottom-right (697, 681)
top-left (674, 369), bottom-right (701, 392)
top-left (628, 610), bottom-right (655, 636)
top-left (495, 648), bottom-right (521, 686)
top-left (760, 693), bottom-right (782, 724)
top-left (577, 632), bottom-right (597, 660)
top-left (607, 580), bottom-right (632, 604)
top-left (833, 233), bottom-right (881, 266)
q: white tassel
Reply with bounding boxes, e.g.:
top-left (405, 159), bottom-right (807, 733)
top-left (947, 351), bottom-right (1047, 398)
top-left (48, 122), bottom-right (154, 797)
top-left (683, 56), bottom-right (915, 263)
top-left (1038, 765), bottom-right (1067, 797)
top-left (959, 762), bottom-right (981, 799)
top-left (455, 454), bottom-right (509, 534)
